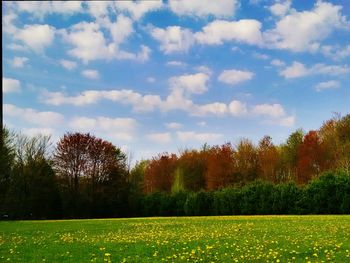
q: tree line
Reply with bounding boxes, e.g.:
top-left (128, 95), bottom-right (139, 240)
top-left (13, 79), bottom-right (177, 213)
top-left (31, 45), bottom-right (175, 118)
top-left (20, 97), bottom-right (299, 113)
top-left (0, 114), bottom-right (349, 219)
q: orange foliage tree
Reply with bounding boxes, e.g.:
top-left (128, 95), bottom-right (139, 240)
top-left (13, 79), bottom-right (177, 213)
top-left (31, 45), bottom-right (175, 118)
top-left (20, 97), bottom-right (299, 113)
top-left (297, 131), bottom-right (327, 184)
top-left (143, 153), bottom-right (177, 193)
top-left (205, 143), bottom-right (236, 190)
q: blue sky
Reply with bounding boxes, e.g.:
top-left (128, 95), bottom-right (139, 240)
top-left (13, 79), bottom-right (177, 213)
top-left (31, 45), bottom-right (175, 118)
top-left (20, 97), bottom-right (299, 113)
top-left (3, 0), bottom-right (350, 162)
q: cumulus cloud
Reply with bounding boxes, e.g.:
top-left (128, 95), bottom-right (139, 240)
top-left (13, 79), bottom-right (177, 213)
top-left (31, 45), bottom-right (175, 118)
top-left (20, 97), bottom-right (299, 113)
top-left (270, 59), bottom-right (285, 67)
top-left (314, 80), bottom-right (340, 92)
top-left (147, 77), bottom-right (156, 83)
top-left (279, 61), bottom-right (308, 78)
top-left (3, 78), bottom-right (21, 93)
top-left (166, 61), bottom-right (186, 67)
top-left (169, 0), bottom-right (238, 18)
top-left (146, 132), bottom-right (172, 144)
top-left (15, 1), bottom-right (83, 19)
top-left (81, 69), bottom-right (100, 79)
top-left (218, 69), bottom-right (254, 85)
top-left (60, 59), bottom-right (77, 70)
top-left (69, 116), bottom-right (137, 142)
top-left (193, 102), bottom-right (228, 116)
top-left (16, 24), bottom-right (55, 52)
top-left (251, 103), bottom-right (295, 127)
top-left (195, 19), bottom-right (263, 46)
top-left (264, 1), bottom-right (350, 52)
top-left (61, 19), bottom-right (150, 63)
top-left (11, 56), bottom-right (29, 68)
top-left (269, 0), bottom-right (291, 17)
top-left (114, 1), bottom-right (163, 20)
top-left (177, 131), bottom-right (222, 142)
top-left (321, 44), bottom-right (350, 60)
top-left (251, 103), bottom-right (286, 118)
top-left (252, 52), bottom-right (269, 60)
top-left (41, 89), bottom-right (162, 112)
top-left (166, 122), bottom-right (183, 129)
top-left (280, 61), bottom-right (350, 79)
top-left (229, 100), bottom-right (248, 116)
top-left (169, 73), bottom-right (209, 95)
top-left (150, 26), bottom-right (195, 53)
top-left (22, 127), bottom-right (56, 138)
top-left (3, 104), bottom-right (64, 126)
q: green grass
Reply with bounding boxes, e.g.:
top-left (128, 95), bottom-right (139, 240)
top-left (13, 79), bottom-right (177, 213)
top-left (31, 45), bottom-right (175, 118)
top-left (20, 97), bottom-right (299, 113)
top-left (0, 215), bottom-right (349, 262)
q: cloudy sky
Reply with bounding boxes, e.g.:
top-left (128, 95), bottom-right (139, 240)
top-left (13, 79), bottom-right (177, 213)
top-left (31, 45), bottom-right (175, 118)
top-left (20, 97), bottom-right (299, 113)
top-left (3, 0), bottom-right (350, 162)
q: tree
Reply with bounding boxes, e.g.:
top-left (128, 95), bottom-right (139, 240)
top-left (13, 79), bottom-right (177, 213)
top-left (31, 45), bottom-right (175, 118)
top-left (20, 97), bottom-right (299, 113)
top-left (4, 133), bottom-right (60, 219)
top-left (205, 143), bottom-right (236, 190)
top-left (335, 114), bottom-right (350, 174)
top-left (144, 153), bottom-right (177, 193)
top-left (257, 136), bottom-right (280, 183)
top-left (297, 131), bottom-right (327, 184)
top-left (0, 127), bottom-right (15, 216)
top-left (279, 129), bottom-right (304, 182)
top-left (176, 149), bottom-right (206, 192)
top-left (234, 139), bottom-right (258, 183)
top-left (54, 132), bottom-right (128, 217)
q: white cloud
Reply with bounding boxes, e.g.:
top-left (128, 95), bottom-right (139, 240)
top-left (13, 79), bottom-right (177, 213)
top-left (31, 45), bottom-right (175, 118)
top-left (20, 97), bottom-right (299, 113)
top-left (16, 24), bottom-right (55, 52)
top-left (264, 115), bottom-right (296, 127)
top-left (270, 59), bottom-right (285, 67)
top-left (197, 121), bottom-right (207, 127)
top-left (11, 56), bottom-right (29, 68)
top-left (218, 69), bottom-right (254, 85)
top-left (81, 69), bottom-right (100, 79)
top-left (195, 19), bottom-right (263, 46)
top-left (3, 12), bottom-right (18, 35)
top-left (3, 104), bottom-right (64, 127)
top-left (3, 78), bottom-right (21, 93)
top-left (195, 65), bottom-right (213, 75)
top-left (70, 116), bottom-right (137, 142)
top-left (252, 103), bottom-right (286, 118)
top-left (280, 61), bottom-right (350, 79)
top-left (269, 0), bottom-right (291, 17)
top-left (146, 132), bottom-right (172, 144)
top-left (321, 44), bottom-right (350, 60)
top-left (61, 19), bottom-right (149, 63)
top-left (177, 131), bottom-right (222, 142)
top-left (252, 52), bottom-right (269, 60)
top-left (85, 1), bottom-right (111, 18)
top-left (16, 1), bottom-right (83, 19)
top-left (169, 73), bottom-right (209, 95)
top-left (264, 1), bottom-right (350, 52)
top-left (61, 22), bottom-right (111, 63)
top-left (41, 89), bottom-right (161, 112)
top-left (166, 122), bottom-right (183, 129)
top-left (228, 100), bottom-right (248, 116)
top-left (312, 63), bottom-right (350, 75)
top-left (251, 103), bottom-right (295, 127)
top-left (150, 26), bottom-right (195, 53)
top-left (22, 127), bottom-right (55, 137)
top-left (314, 80), bottom-right (340, 92)
top-left (169, 0), bottom-right (238, 18)
top-left (109, 15), bottom-right (134, 44)
top-left (60, 59), bottom-right (77, 70)
top-left (7, 43), bottom-right (28, 52)
top-left (147, 77), bottom-right (156, 83)
top-left (114, 1), bottom-right (163, 20)
top-left (279, 61), bottom-right (308, 78)
top-left (193, 102), bottom-right (228, 116)
top-left (279, 115), bottom-right (295, 127)
top-left (166, 61), bottom-right (186, 67)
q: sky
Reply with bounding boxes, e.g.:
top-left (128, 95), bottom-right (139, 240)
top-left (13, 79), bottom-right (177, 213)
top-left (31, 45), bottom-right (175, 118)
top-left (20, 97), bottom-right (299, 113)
top-left (2, 0), bottom-right (350, 163)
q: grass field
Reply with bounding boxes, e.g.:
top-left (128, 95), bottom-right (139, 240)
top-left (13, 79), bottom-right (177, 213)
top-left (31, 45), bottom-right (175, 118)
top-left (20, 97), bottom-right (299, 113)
top-left (0, 215), bottom-right (349, 262)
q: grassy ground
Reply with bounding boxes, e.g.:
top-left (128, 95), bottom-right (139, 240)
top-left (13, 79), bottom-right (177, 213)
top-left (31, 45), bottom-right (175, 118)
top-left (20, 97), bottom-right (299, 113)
top-left (0, 215), bottom-right (349, 262)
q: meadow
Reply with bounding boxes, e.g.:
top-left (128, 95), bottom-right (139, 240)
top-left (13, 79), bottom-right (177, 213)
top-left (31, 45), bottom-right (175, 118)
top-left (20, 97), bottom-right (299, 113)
top-left (0, 215), bottom-right (349, 262)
